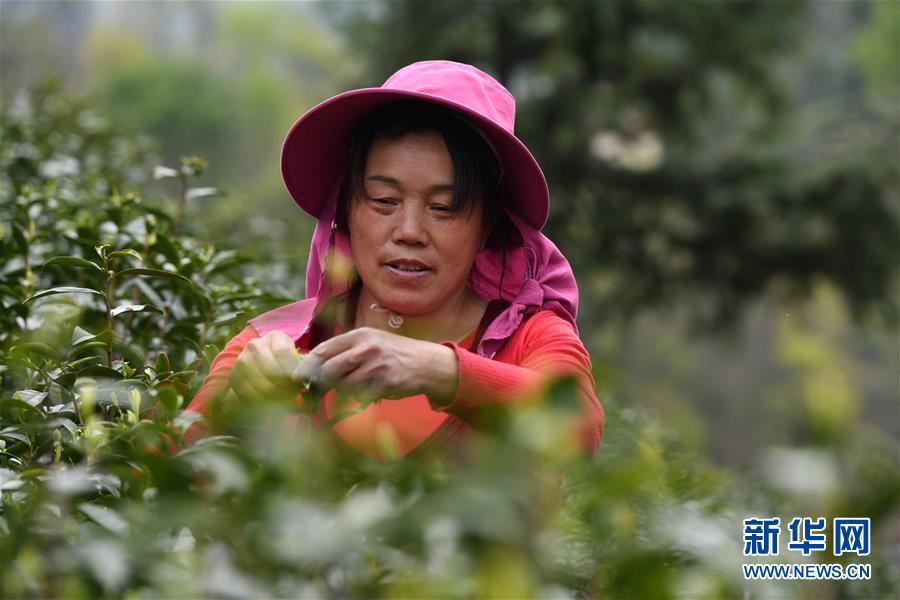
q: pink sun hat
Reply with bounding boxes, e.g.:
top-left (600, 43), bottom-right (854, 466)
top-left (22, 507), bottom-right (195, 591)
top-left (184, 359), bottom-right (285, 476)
top-left (280, 59), bottom-right (550, 230)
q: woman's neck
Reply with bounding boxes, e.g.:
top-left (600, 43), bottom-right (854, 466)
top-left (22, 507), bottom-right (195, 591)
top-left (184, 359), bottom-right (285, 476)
top-left (352, 285), bottom-right (487, 343)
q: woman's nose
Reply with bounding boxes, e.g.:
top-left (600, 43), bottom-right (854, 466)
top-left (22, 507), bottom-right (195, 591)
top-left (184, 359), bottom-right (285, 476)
top-left (392, 205), bottom-right (428, 245)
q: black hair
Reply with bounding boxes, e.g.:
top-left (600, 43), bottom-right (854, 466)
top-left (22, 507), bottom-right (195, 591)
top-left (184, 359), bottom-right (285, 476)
top-left (334, 100), bottom-right (515, 250)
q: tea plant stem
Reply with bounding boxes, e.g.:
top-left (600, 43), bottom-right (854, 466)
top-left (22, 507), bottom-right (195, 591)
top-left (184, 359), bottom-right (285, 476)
top-left (23, 217), bottom-right (34, 298)
top-left (72, 388), bottom-right (85, 426)
top-left (174, 174), bottom-right (188, 235)
top-left (105, 271), bottom-right (114, 368)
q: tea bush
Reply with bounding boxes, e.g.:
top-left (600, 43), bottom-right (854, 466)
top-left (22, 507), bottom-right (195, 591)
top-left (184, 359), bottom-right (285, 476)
top-left (1, 84), bottom-right (895, 599)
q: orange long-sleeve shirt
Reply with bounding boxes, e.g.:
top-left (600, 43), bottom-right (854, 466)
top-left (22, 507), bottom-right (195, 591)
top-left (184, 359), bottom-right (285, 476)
top-left (182, 310), bottom-right (603, 459)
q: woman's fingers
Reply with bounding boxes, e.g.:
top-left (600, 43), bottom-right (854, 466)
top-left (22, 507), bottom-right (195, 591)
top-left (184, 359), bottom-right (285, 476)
top-left (310, 328), bottom-right (371, 362)
top-left (292, 353), bottom-right (323, 384)
top-left (228, 327), bottom-right (451, 406)
top-left (304, 328), bottom-right (423, 400)
top-left (269, 331), bottom-right (301, 374)
top-left (230, 359), bottom-right (270, 399)
top-left (247, 333), bottom-right (297, 382)
top-left (233, 351), bottom-right (278, 395)
top-left (316, 345), bottom-right (366, 386)
top-left (230, 332), bottom-right (302, 402)
top-left (293, 333), bottom-right (354, 384)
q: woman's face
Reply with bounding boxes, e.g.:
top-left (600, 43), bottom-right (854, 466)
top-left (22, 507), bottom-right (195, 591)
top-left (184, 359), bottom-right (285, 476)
top-left (348, 130), bottom-right (485, 316)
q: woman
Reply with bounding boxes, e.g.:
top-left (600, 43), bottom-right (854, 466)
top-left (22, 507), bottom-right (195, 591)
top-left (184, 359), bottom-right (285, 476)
top-left (183, 60), bottom-right (604, 460)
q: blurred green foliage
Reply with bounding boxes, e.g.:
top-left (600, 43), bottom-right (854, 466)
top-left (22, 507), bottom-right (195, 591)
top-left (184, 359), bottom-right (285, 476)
top-left (96, 61), bottom-right (237, 178)
top-left (4, 0), bottom-right (894, 329)
top-left (853, 0), bottom-right (900, 110)
top-left (1, 84), bottom-right (897, 600)
top-left (328, 0), bottom-right (899, 331)
top-left (81, 2), bottom-right (361, 288)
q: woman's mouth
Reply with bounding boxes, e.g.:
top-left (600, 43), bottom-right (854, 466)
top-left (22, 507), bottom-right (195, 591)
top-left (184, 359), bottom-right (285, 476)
top-left (388, 263), bottom-right (429, 272)
top-left (384, 260), bottom-right (433, 280)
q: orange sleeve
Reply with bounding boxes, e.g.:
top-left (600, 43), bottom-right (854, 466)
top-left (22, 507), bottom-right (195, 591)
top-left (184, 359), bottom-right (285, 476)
top-left (181, 325), bottom-right (260, 447)
top-left (440, 311), bottom-right (604, 454)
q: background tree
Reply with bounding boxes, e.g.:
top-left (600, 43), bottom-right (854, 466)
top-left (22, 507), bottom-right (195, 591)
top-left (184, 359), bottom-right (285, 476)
top-left (326, 0), bottom-right (899, 331)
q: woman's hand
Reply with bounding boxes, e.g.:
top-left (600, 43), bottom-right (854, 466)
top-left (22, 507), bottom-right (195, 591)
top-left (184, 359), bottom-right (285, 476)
top-left (228, 331), bottom-right (304, 405)
top-left (294, 327), bottom-right (459, 407)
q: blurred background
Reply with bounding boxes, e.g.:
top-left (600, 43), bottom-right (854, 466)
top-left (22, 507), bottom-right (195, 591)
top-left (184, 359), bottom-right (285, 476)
top-left (2, 0), bottom-right (897, 571)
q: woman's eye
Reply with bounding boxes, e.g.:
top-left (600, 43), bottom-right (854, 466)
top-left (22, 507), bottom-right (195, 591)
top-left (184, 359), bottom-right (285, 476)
top-left (431, 204), bottom-right (454, 214)
top-left (372, 198), bottom-right (397, 207)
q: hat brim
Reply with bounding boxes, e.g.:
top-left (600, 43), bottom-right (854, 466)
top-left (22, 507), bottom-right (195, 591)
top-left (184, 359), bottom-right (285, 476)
top-left (281, 87), bottom-right (549, 230)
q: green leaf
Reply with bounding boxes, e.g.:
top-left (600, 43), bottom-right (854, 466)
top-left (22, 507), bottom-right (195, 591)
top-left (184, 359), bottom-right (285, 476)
top-left (110, 303), bottom-right (163, 318)
top-left (68, 340), bottom-right (109, 360)
top-left (52, 370), bottom-right (79, 389)
top-left (0, 397), bottom-right (44, 419)
top-left (130, 278), bottom-right (165, 307)
top-left (153, 165), bottom-right (179, 180)
top-left (79, 503), bottom-right (129, 536)
top-left (202, 344), bottom-right (219, 365)
top-left (0, 468), bottom-right (23, 491)
top-left (10, 342), bottom-right (60, 362)
top-left (77, 365), bottom-right (123, 379)
top-left (186, 187), bottom-right (221, 201)
top-left (14, 390), bottom-right (47, 407)
top-left (0, 427), bottom-right (28, 444)
top-left (206, 251), bottom-right (248, 276)
top-left (42, 256), bottom-right (104, 271)
top-left (108, 249), bottom-right (144, 263)
top-left (71, 327), bottom-right (113, 347)
top-left (168, 370), bottom-right (198, 383)
top-left (155, 385), bottom-right (181, 419)
top-left (212, 311), bottom-right (245, 326)
top-left (11, 224), bottom-right (27, 250)
top-left (71, 326), bottom-right (100, 346)
top-left (67, 355), bottom-right (103, 369)
top-left (117, 346), bottom-right (146, 371)
top-left (25, 287), bottom-right (104, 303)
top-left (180, 156), bottom-right (208, 177)
top-left (155, 352), bottom-right (171, 375)
top-left (50, 418), bottom-right (80, 438)
top-left (167, 357), bottom-right (202, 384)
top-left (114, 268), bottom-right (193, 286)
top-left (0, 285), bottom-right (23, 301)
